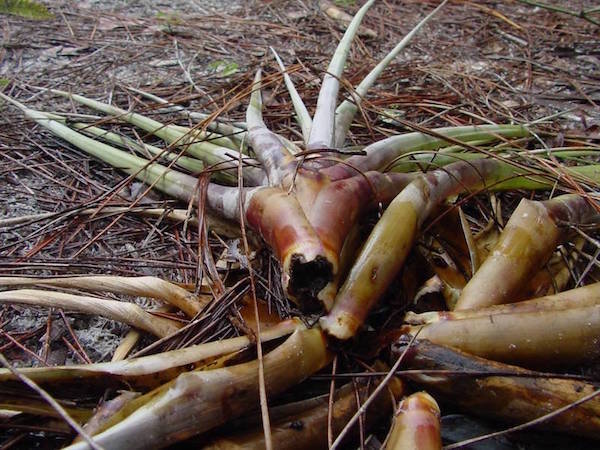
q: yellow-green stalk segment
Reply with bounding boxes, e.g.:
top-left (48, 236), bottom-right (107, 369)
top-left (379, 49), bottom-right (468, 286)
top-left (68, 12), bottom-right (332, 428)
top-left (384, 392), bottom-right (442, 450)
top-left (123, 85), bottom-right (249, 141)
top-left (327, 124), bottom-right (530, 177)
top-left (62, 329), bottom-right (331, 450)
top-left (0, 93), bottom-right (202, 204)
top-left (405, 281), bottom-right (600, 325)
top-left (47, 89), bottom-right (239, 168)
top-left (402, 305), bottom-right (600, 369)
top-left (0, 319), bottom-right (302, 389)
top-left (70, 121), bottom-right (208, 176)
top-left (0, 289), bottom-right (181, 338)
top-left (308, 0), bottom-right (375, 150)
top-left (394, 339), bottom-right (600, 439)
top-left (455, 194), bottom-right (599, 311)
top-left (44, 90), bottom-right (265, 185)
top-left (334, 0), bottom-right (448, 147)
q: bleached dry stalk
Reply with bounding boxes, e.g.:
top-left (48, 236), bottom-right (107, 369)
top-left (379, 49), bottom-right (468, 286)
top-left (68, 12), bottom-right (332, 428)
top-left (0, 276), bottom-right (207, 317)
top-left (0, 319), bottom-right (302, 390)
top-left (0, 289), bottom-right (181, 338)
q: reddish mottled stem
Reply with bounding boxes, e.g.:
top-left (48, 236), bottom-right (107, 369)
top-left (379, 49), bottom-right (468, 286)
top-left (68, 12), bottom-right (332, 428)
top-left (384, 392), bottom-right (442, 450)
top-left (322, 158), bottom-right (514, 339)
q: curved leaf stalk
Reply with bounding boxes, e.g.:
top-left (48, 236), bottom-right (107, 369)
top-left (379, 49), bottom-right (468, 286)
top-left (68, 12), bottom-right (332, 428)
top-left (384, 392), bottom-right (442, 450)
top-left (71, 121), bottom-right (207, 175)
top-left (47, 89), bottom-right (232, 160)
top-left (124, 85), bottom-right (248, 139)
top-left (63, 329), bottom-right (331, 450)
top-left (334, 0), bottom-right (448, 147)
top-left (0, 319), bottom-right (302, 389)
top-left (405, 281), bottom-right (600, 325)
top-left (169, 124), bottom-right (240, 152)
top-left (0, 396), bottom-right (92, 422)
top-left (43, 110), bottom-right (256, 185)
top-left (308, 0), bottom-right (375, 149)
top-left (0, 94), bottom-right (201, 202)
top-left (0, 275), bottom-right (207, 318)
top-left (45, 89), bottom-right (268, 185)
top-left (455, 194), bottom-right (600, 310)
top-left (402, 305), bottom-right (600, 368)
top-left (246, 70), bottom-right (294, 186)
top-left (0, 289), bottom-right (181, 338)
top-left (271, 47), bottom-right (312, 144)
top-left (395, 339), bottom-right (600, 438)
top-left (321, 158), bottom-right (522, 339)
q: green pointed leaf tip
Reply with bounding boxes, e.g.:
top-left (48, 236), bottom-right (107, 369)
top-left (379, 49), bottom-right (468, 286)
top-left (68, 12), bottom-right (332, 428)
top-left (0, 0), bottom-right (54, 20)
top-left (208, 60), bottom-right (239, 77)
top-left (0, 78), bottom-right (9, 88)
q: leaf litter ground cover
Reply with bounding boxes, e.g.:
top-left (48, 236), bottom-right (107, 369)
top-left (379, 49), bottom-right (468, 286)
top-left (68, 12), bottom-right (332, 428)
top-left (1, 0), bottom-right (600, 449)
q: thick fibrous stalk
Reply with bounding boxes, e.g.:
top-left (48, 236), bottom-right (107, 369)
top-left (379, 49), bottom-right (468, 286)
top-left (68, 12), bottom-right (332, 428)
top-left (384, 392), bottom-right (442, 450)
top-left (247, 70), bottom-right (293, 186)
top-left (308, 0), bottom-right (375, 149)
top-left (334, 0), bottom-right (448, 147)
top-left (245, 188), bottom-right (337, 303)
top-left (303, 171), bottom-right (414, 307)
top-left (321, 158), bottom-right (515, 339)
top-left (402, 305), bottom-right (600, 368)
top-left (0, 276), bottom-right (206, 318)
top-left (0, 319), bottom-right (302, 389)
top-left (395, 339), bottom-right (600, 439)
top-left (63, 329), bottom-right (332, 450)
top-left (204, 382), bottom-right (397, 449)
top-left (405, 282), bottom-right (600, 324)
top-left (455, 194), bottom-right (599, 310)
top-left (0, 289), bottom-right (181, 338)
